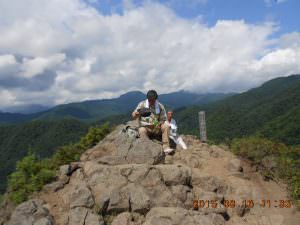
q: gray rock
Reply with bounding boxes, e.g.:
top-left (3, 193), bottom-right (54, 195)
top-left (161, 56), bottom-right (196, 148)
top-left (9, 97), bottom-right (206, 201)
top-left (150, 187), bottom-right (178, 208)
top-left (143, 207), bottom-right (225, 225)
top-left (58, 174), bottom-right (70, 184)
top-left (83, 162), bottom-right (196, 214)
top-left (127, 165), bottom-right (151, 183)
top-left (84, 163), bottom-right (129, 206)
top-left (85, 211), bottom-right (105, 225)
top-left (7, 199), bottom-right (54, 225)
top-left (70, 184), bottom-right (94, 208)
top-left (67, 207), bottom-right (87, 225)
top-left (228, 159), bottom-right (243, 172)
top-left (97, 155), bottom-right (127, 165)
top-left (111, 212), bottom-right (132, 225)
top-left (42, 170), bottom-right (73, 194)
top-left (228, 171), bottom-right (249, 180)
top-left (170, 185), bottom-right (190, 203)
top-left (80, 125), bottom-right (130, 161)
top-left (192, 171), bottom-right (228, 194)
top-left (226, 186), bottom-right (252, 217)
top-left (193, 188), bottom-right (218, 201)
top-left (209, 145), bottom-right (226, 158)
top-left (81, 124), bottom-right (164, 165)
top-left (140, 167), bottom-right (164, 187)
top-left (43, 180), bottom-right (66, 193)
top-left (107, 188), bottom-right (130, 213)
top-left (198, 150), bottom-right (211, 159)
top-left (33, 218), bottom-right (53, 225)
top-left (156, 164), bottom-right (192, 186)
top-left (170, 185), bottom-right (194, 209)
top-left (127, 138), bottom-right (164, 165)
top-left (164, 155), bottom-right (173, 164)
top-left (111, 212), bottom-right (144, 225)
top-left (60, 165), bottom-right (71, 176)
top-left (192, 188), bottom-right (227, 215)
top-left (126, 184), bottom-right (151, 214)
top-left (67, 207), bottom-right (104, 225)
top-left (0, 195), bottom-right (15, 225)
top-left (180, 154), bottom-right (202, 168)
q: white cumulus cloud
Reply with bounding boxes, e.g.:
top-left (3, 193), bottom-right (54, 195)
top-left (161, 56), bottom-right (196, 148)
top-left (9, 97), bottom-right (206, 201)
top-left (20, 54), bottom-right (66, 78)
top-left (0, 0), bottom-right (299, 108)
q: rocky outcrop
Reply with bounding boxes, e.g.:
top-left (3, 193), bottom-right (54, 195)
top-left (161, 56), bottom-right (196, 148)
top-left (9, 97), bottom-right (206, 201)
top-left (83, 162), bottom-right (193, 214)
top-left (7, 199), bottom-right (54, 225)
top-left (111, 212), bottom-right (144, 225)
top-left (81, 122), bottom-right (164, 165)
top-left (4, 121), bottom-right (299, 225)
top-left (143, 207), bottom-right (225, 225)
top-left (67, 207), bottom-right (104, 225)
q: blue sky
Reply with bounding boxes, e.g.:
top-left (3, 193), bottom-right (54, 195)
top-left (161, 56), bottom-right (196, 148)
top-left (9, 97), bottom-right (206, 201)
top-left (87, 0), bottom-right (299, 36)
top-left (0, 0), bottom-right (300, 108)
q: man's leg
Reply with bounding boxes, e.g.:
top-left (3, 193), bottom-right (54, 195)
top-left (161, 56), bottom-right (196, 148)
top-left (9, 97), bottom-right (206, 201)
top-left (161, 123), bottom-right (170, 150)
top-left (138, 127), bottom-right (149, 139)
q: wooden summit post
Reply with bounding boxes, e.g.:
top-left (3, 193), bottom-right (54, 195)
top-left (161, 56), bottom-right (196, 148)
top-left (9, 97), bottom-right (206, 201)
top-left (199, 111), bottom-right (207, 142)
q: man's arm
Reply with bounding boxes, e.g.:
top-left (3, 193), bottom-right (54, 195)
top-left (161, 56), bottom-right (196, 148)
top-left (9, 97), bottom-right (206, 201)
top-left (132, 111), bottom-right (140, 119)
top-left (132, 101), bottom-right (143, 119)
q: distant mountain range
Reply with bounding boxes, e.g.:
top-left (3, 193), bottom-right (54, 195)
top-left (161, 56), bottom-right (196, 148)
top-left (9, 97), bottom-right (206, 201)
top-left (0, 91), bottom-right (233, 125)
top-left (1, 104), bottom-right (51, 114)
top-left (175, 74), bottom-right (300, 146)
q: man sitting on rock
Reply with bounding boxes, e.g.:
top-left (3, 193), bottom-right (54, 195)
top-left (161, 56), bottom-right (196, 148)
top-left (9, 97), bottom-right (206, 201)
top-left (132, 90), bottom-right (174, 154)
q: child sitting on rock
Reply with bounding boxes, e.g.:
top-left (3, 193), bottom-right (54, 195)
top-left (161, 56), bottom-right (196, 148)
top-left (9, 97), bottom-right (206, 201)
top-left (165, 111), bottom-right (187, 150)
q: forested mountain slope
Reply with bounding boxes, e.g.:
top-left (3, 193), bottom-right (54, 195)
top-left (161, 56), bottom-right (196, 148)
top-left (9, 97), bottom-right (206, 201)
top-left (175, 74), bottom-right (300, 146)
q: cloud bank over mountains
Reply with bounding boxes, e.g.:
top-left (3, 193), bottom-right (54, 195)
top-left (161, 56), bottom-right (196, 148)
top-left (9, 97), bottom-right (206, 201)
top-left (0, 0), bottom-right (299, 108)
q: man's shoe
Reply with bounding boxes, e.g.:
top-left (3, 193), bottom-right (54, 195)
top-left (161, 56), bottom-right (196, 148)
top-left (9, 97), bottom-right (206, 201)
top-left (164, 148), bottom-right (174, 154)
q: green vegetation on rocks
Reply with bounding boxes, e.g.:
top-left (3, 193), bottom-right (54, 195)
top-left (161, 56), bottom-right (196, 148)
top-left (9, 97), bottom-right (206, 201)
top-left (0, 194), bottom-right (3, 204)
top-left (8, 152), bottom-right (56, 204)
top-left (7, 123), bottom-right (110, 204)
top-left (231, 136), bottom-right (300, 206)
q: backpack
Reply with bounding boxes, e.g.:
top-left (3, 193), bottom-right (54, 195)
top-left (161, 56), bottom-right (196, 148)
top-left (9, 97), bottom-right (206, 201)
top-left (123, 125), bottom-right (139, 139)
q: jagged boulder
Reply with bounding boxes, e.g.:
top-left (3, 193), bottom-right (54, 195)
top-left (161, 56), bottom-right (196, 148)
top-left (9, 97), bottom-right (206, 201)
top-left (69, 183), bottom-right (94, 209)
top-left (143, 207), bottom-right (225, 225)
top-left (83, 162), bottom-right (193, 214)
top-left (80, 125), bottom-right (128, 161)
top-left (111, 212), bottom-right (145, 225)
top-left (125, 137), bottom-right (164, 165)
top-left (209, 145), bottom-right (226, 158)
top-left (81, 123), bottom-right (164, 165)
top-left (227, 159), bottom-right (243, 173)
top-left (7, 199), bottom-right (54, 225)
top-left (225, 186), bottom-right (253, 218)
top-left (67, 207), bottom-right (104, 225)
top-left (192, 169), bottom-right (228, 194)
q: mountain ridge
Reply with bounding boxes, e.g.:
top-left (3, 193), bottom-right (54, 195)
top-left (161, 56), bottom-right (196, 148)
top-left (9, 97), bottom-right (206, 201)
top-left (175, 74), bottom-right (300, 145)
top-left (0, 91), bottom-right (232, 125)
